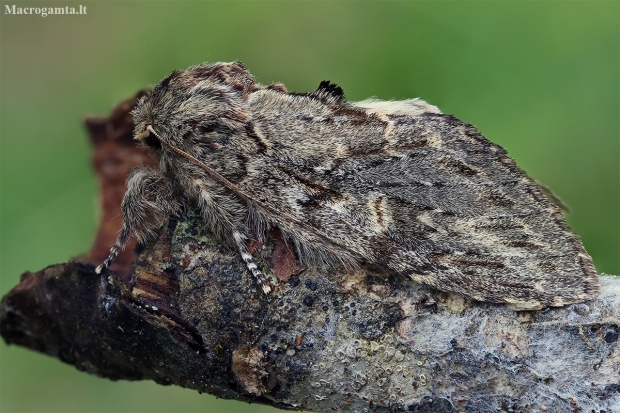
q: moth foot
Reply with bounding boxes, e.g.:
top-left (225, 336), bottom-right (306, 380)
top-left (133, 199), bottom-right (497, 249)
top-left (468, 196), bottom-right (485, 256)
top-left (243, 254), bottom-right (273, 294)
top-left (96, 247), bottom-right (119, 275)
top-left (260, 280), bottom-right (272, 294)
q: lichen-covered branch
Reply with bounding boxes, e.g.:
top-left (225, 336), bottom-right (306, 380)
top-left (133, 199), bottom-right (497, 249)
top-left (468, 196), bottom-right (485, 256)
top-left (1, 94), bottom-right (618, 413)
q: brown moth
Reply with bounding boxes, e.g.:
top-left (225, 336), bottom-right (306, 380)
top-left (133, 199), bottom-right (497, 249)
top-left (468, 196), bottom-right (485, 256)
top-left (96, 61), bottom-right (599, 310)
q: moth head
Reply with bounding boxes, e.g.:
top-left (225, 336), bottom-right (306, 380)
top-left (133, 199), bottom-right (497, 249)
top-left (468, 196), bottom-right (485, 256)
top-left (131, 62), bottom-right (257, 152)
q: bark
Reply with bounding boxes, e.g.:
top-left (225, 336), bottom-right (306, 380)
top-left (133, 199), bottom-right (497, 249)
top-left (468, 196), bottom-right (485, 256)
top-left (1, 94), bottom-right (618, 413)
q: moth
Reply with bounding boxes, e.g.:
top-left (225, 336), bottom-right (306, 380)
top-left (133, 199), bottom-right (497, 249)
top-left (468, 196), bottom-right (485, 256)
top-left (96, 61), bottom-right (599, 310)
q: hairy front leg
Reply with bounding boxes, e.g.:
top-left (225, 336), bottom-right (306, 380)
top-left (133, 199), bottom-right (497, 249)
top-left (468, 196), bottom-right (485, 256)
top-left (96, 167), bottom-right (179, 274)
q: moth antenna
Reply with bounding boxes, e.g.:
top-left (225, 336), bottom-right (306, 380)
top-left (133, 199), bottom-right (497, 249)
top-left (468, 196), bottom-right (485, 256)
top-left (148, 125), bottom-right (313, 228)
top-left (96, 223), bottom-right (132, 274)
top-left (147, 125), bottom-right (325, 242)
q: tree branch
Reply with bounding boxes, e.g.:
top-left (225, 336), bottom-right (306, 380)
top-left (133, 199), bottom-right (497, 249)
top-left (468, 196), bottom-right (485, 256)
top-left (1, 94), bottom-right (618, 412)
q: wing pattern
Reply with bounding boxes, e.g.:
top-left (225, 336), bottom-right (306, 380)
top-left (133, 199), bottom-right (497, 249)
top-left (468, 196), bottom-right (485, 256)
top-left (224, 89), bottom-right (599, 309)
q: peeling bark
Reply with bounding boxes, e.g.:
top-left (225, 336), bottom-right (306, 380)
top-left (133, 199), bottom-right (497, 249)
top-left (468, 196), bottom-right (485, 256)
top-left (1, 95), bottom-right (618, 412)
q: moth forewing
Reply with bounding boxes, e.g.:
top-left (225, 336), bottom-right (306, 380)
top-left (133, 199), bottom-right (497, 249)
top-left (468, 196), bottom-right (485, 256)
top-left (98, 61), bottom-right (599, 309)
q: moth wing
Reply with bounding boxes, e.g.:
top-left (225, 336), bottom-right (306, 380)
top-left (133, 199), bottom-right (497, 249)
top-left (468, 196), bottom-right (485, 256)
top-left (234, 91), bottom-right (598, 308)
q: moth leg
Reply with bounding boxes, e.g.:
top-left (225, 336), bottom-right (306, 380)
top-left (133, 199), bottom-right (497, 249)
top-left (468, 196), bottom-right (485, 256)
top-left (95, 224), bottom-right (132, 274)
top-left (189, 179), bottom-right (272, 293)
top-left (96, 167), bottom-right (179, 274)
top-left (233, 231), bottom-right (272, 294)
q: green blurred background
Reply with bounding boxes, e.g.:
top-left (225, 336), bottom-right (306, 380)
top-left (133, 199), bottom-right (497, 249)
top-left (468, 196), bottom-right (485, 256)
top-left (1, 1), bottom-right (618, 412)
